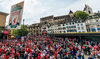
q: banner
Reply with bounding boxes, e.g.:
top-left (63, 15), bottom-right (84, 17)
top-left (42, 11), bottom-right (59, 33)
top-left (8, 1), bottom-right (24, 29)
top-left (3, 30), bottom-right (9, 35)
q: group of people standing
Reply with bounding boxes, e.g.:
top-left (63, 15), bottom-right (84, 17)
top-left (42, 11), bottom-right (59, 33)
top-left (0, 35), bottom-right (100, 59)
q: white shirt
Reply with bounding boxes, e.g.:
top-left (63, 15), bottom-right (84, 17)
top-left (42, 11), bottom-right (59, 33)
top-left (50, 56), bottom-right (54, 59)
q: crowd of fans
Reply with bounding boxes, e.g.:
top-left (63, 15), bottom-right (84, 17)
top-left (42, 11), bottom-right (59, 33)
top-left (0, 35), bottom-right (100, 59)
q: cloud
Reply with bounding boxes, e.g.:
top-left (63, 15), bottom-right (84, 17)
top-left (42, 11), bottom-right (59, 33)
top-left (0, 0), bottom-right (100, 25)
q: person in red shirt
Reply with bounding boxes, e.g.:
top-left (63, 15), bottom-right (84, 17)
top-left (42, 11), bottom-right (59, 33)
top-left (71, 42), bottom-right (74, 45)
top-left (5, 55), bottom-right (9, 59)
top-left (69, 46), bottom-right (72, 51)
top-left (74, 46), bottom-right (77, 51)
top-left (55, 52), bottom-right (58, 59)
top-left (82, 46), bottom-right (86, 50)
top-left (46, 54), bottom-right (49, 59)
top-left (96, 45), bottom-right (99, 51)
top-left (37, 54), bottom-right (41, 59)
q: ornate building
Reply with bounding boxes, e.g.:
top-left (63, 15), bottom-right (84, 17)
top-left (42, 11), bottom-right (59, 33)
top-left (40, 15), bottom-right (54, 34)
top-left (28, 4), bottom-right (100, 35)
top-left (83, 4), bottom-right (93, 15)
top-left (28, 23), bottom-right (42, 36)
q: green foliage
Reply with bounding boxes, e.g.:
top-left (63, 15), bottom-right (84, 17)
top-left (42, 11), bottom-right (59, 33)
top-left (12, 25), bottom-right (29, 37)
top-left (0, 27), bottom-right (2, 33)
top-left (0, 27), bottom-right (3, 33)
top-left (12, 29), bottom-right (17, 35)
top-left (16, 28), bottom-right (29, 37)
top-left (74, 11), bottom-right (89, 19)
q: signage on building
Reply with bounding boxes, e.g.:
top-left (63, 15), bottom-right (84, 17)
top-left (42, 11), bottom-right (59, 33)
top-left (8, 1), bottom-right (24, 29)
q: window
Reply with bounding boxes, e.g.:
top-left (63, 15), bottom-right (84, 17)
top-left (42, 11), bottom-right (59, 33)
top-left (72, 22), bottom-right (74, 25)
top-left (78, 21), bottom-right (80, 23)
top-left (96, 20), bottom-right (98, 22)
top-left (67, 30), bottom-right (70, 32)
top-left (70, 23), bottom-right (71, 25)
top-left (77, 24), bottom-right (79, 26)
top-left (97, 25), bottom-right (100, 27)
top-left (63, 27), bottom-right (66, 29)
top-left (58, 24), bottom-right (60, 26)
top-left (78, 27), bottom-right (80, 30)
top-left (88, 11), bottom-right (91, 14)
top-left (74, 26), bottom-right (76, 28)
top-left (81, 24), bottom-right (83, 26)
top-left (82, 27), bottom-right (84, 29)
top-left (75, 30), bottom-right (77, 32)
top-left (73, 26), bottom-right (76, 28)
top-left (66, 26), bottom-right (68, 28)
top-left (89, 16), bottom-right (92, 19)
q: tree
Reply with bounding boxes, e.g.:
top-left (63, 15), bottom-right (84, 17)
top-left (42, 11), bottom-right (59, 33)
top-left (16, 28), bottom-right (29, 37)
top-left (12, 25), bottom-right (29, 37)
top-left (0, 27), bottom-right (3, 34)
top-left (0, 26), bottom-right (2, 33)
top-left (11, 29), bottom-right (17, 35)
top-left (74, 11), bottom-right (89, 19)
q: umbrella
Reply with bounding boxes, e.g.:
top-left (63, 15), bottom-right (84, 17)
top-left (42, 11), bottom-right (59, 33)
top-left (11, 36), bottom-right (15, 38)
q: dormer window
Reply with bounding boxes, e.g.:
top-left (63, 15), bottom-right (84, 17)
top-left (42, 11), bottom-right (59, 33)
top-left (88, 11), bottom-right (91, 14)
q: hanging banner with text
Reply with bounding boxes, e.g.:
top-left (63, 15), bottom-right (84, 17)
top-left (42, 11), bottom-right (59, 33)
top-left (8, 1), bottom-right (24, 29)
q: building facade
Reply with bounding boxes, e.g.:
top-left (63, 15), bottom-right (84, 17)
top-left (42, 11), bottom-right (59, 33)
top-left (28, 23), bottom-right (42, 36)
top-left (85, 13), bottom-right (100, 32)
top-left (40, 15), bottom-right (54, 23)
top-left (53, 15), bottom-right (67, 33)
top-left (0, 11), bottom-right (8, 27)
top-left (40, 15), bottom-right (53, 34)
top-left (66, 22), bottom-right (77, 33)
top-left (48, 23), bottom-right (66, 33)
top-left (0, 11), bottom-right (8, 39)
top-left (28, 4), bottom-right (100, 35)
top-left (76, 22), bottom-right (87, 32)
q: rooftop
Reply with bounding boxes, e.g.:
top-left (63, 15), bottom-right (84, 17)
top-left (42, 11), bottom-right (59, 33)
top-left (40, 15), bottom-right (54, 20)
top-left (0, 11), bottom-right (9, 15)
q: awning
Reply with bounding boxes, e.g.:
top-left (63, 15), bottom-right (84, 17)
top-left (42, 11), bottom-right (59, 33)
top-left (97, 28), bottom-right (100, 30)
top-left (91, 28), bottom-right (95, 30)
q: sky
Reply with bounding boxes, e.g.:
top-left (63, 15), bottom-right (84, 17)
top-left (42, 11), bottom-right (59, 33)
top-left (0, 0), bottom-right (100, 25)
